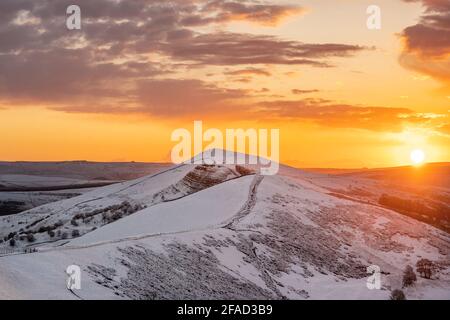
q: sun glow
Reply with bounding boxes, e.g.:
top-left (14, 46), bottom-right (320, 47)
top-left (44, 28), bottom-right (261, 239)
top-left (410, 149), bottom-right (425, 166)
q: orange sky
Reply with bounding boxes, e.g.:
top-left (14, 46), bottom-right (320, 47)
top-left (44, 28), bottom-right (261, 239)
top-left (0, 0), bottom-right (449, 168)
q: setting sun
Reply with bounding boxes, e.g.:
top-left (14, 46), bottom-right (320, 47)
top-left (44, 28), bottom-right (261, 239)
top-left (410, 149), bottom-right (425, 166)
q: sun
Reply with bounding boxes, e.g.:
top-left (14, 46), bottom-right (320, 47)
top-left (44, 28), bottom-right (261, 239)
top-left (410, 149), bottom-right (425, 166)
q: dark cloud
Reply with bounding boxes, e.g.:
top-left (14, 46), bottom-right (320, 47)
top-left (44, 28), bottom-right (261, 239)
top-left (54, 78), bottom-right (249, 118)
top-left (0, 0), bottom-right (368, 113)
top-left (401, 16), bottom-right (450, 58)
top-left (0, 48), bottom-right (164, 106)
top-left (400, 0), bottom-right (450, 85)
top-left (0, 0), bottom-right (447, 139)
top-left (136, 79), bottom-right (248, 117)
top-left (162, 32), bottom-right (364, 66)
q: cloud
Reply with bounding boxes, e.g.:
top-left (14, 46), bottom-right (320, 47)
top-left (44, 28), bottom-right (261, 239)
top-left (195, 1), bottom-right (306, 27)
top-left (292, 89), bottom-right (320, 95)
top-left (0, 0), bottom-right (368, 113)
top-left (135, 79), bottom-right (248, 117)
top-left (400, 0), bottom-right (450, 87)
top-left (401, 22), bottom-right (450, 57)
top-left (402, 0), bottom-right (450, 11)
top-left (225, 68), bottom-right (271, 77)
top-left (56, 79), bottom-right (448, 135)
top-left (437, 123), bottom-right (450, 135)
top-left (162, 32), bottom-right (365, 66)
top-left (255, 99), bottom-right (448, 132)
top-left (53, 78), bottom-right (250, 118)
top-left (0, 48), bottom-right (164, 106)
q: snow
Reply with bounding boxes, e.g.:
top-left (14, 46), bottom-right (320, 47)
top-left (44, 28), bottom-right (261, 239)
top-left (68, 175), bottom-right (253, 246)
top-left (0, 164), bottom-right (191, 249)
top-left (0, 247), bottom-right (121, 300)
top-left (0, 156), bottom-right (449, 300)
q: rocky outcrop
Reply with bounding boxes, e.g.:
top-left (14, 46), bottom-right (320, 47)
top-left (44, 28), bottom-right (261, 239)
top-left (153, 164), bottom-right (253, 202)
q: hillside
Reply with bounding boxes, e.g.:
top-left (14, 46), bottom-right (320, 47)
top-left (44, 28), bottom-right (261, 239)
top-left (0, 162), bottom-right (171, 216)
top-left (0, 158), bottom-right (448, 300)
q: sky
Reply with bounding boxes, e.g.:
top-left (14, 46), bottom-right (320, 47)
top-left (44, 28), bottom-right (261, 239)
top-left (0, 0), bottom-right (449, 168)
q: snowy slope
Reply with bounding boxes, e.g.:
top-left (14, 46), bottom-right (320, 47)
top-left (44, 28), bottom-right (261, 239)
top-left (0, 163), bottom-right (253, 250)
top-left (0, 162), bottom-right (173, 217)
top-left (69, 175), bottom-right (254, 246)
top-left (0, 157), bottom-right (449, 300)
top-left (0, 164), bottom-right (191, 247)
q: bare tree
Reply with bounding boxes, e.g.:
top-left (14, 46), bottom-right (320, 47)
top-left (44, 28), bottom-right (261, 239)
top-left (416, 259), bottom-right (433, 279)
top-left (403, 265), bottom-right (417, 287)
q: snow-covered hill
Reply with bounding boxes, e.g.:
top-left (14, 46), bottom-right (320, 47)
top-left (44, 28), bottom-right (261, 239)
top-left (0, 162), bottom-right (172, 216)
top-left (0, 156), bottom-right (448, 300)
